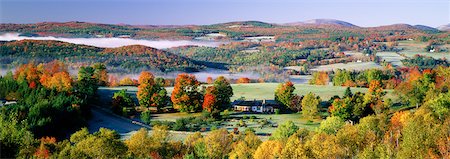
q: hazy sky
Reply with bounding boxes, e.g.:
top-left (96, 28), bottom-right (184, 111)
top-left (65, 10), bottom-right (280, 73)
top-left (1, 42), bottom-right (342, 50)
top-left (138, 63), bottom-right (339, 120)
top-left (1, 0), bottom-right (449, 27)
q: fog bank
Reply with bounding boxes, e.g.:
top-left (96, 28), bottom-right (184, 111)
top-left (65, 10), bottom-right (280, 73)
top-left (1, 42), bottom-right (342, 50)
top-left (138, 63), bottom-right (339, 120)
top-left (0, 33), bottom-right (224, 49)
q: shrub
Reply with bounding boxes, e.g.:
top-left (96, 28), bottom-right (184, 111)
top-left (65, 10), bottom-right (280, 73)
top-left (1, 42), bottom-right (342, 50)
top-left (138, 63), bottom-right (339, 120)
top-left (140, 110), bottom-right (152, 124)
top-left (274, 109), bottom-right (280, 115)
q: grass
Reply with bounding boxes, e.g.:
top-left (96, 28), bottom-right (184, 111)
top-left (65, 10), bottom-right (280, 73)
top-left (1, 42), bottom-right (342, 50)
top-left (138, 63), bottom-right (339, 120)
top-left (376, 52), bottom-right (405, 67)
top-left (100, 83), bottom-right (398, 141)
top-left (99, 83), bottom-right (397, 104)
top-left (397, 40), bottom-right (450, 60)
top-left (309, 62), bottom-right (382, 72)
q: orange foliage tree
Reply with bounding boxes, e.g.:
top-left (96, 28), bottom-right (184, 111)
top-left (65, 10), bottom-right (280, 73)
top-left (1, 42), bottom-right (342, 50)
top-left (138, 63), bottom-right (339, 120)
top-left (236, 77), bottom-right (251, 84)
top-left (38, 61), bottom-right (73, 92)
top-left (206, 76), bottom-right (214, 84)
top-left (171, 74), bottom-right (202, 112)
top-left (364, 80), bottom-right (386, 114)
top-left (310, 71), bottom-right (329, 85)
top-left (202, 86), bottom-right (217, 112)
top-left (137, 71), bottom-right (167, 111)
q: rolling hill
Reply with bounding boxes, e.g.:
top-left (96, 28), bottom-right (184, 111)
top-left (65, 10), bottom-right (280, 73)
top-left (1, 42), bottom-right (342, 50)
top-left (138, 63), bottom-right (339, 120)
top-left (284, 19), bottom-right (358, 27)
top-left (0, 40), bottom-right (207, 72)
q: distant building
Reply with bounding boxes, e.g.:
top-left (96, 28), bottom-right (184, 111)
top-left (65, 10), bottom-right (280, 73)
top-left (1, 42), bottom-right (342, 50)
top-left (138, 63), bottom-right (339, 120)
top-left (0, 99), bottom-right (17, 106)
top-left (232, 99), bottom-right (279, 113)
top-left (117, 35), bottom-right (131, 38)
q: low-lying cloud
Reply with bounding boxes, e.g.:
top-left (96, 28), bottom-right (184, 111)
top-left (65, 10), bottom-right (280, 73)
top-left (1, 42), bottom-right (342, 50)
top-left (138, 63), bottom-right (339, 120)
top-left (0, 33), bottom-right (225, 49)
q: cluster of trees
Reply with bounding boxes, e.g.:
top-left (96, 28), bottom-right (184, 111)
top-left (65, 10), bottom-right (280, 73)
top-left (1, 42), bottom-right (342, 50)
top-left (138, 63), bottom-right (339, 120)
top-left (0, 40), bottom-right (205, 73)
top-left (15, 101), bottom-right (450, 159)
top-left (0, 61), bottom-right (107, 158)
top-left (309, 68), bottom-right (402, 89)
top-left (401, 54), bottom-right (449, 69)
top-left (137, 71), bottom-right (168, 112)
top-left (170, 74), bottom-right (233, 118)
top-left (274, 81), bottom-right (322, 119)
top-left (134, 72), bottom-right (234, 119)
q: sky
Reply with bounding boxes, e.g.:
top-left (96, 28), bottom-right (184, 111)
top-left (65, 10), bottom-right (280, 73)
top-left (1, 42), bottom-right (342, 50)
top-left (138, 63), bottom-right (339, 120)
top-left (0, 0), bottom-right (449, 27)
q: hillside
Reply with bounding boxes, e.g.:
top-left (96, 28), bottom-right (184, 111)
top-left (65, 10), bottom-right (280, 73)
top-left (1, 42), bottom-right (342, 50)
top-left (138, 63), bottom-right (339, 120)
top-left (284, 19), bottom-right (357, 27)
top-left (0, 39), bottom-right (101, 56)
top-left (0, 40), bottom-right (205, 72)
top-left (101, 45), bottom-right (203, 72)
top-left (413, 25), bottom-right (439, 32)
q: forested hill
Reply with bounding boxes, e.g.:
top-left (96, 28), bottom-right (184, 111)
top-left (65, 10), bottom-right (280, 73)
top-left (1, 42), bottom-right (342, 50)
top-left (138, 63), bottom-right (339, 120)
top-left (0, 40), bottom-right (207, 72)
top-left (1, 21), bottom-right (442, 40)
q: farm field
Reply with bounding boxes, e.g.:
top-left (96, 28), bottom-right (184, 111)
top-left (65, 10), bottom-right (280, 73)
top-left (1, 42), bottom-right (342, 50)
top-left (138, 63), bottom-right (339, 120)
top-left (97, 83), bottom-right (398, 141)
top-left (309, 62), bottom-right (383, 72)
top-left (98, 83), bottom-right (396, 103)
top-left (397, 40), bottom-right (450, 60)
top-left (120, 112), bottom-right (319, 141)
top-left (376, 52), bottom-right (405, 67)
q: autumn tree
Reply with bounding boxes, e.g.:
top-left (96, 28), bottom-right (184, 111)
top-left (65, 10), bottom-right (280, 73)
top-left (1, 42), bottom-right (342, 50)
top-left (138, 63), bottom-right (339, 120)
top-left (253, 140), bottom-right (283, 159)
top-left (270, 120), bottom-right (299, 141)
top-left (171, 74), bottom-right (202, 112)
top-left (330, 92), bottom-right (373, 122)
top-left (137, 72), bottom-right (167, 111)
top-left (119, 77), bottom-right (136, 86)
top-left (112, 89), bottom-right (135, 115)
top-left (206, 76), bottom-right (213, 84)
top-left (333, 69), bottom-right (353, 86)
top-left (281, 129), bottom-right (310, 158)
top-left (274, 81), bottom-right (296, 111)
top-left (212, 76), bottom-right (233, 110)
top-left (364, 80), bottom-right (386, 114)
top-left (125, 128), bottom-right (153, 158)
top-left (310, 71), bottom-right (329, 85)
top-left (41, 72), bottom-right (73, 92)
top-left (193, 129), bottom-right (233, 158)
top-left (68, 128), bottom-right (127, 158)
top-left (93, 63), bottom-right (108, 86)
top-left (236, 77), bottom-right (251, 84)
top-left (14, 62), bottom-right (41, 88)
top-left (39, 60), bottom-right (73, 92)
top-left (202, 86), bottom-right (217, 113)
top-left (318, 116), bottom-right (345, 135)
top-left (229, 131), bottom-right (262, 159)
top-left (301, 92), bottom-right (320, 120)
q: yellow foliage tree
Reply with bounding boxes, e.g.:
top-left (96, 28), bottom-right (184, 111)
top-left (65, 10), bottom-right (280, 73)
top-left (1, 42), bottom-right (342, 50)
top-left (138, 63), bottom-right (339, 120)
top-left (253, 140), bottom-right (284, 159)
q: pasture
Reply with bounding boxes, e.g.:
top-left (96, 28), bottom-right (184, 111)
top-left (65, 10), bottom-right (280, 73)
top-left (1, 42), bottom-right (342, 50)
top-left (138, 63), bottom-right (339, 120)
top-left (98, 83), bottom-right (397, 141)
top-left (376, 52), bottom-right (405, 67)
top-left (309, 62), bottom-right (382, 72)
top-left (98, 83), bottom-right (387, 102)
top-left (397, 40), bottom-right (450, 60)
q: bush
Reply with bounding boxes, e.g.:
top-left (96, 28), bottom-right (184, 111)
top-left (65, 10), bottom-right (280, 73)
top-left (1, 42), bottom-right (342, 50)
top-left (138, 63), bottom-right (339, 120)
top-left (274, 109), bottom-right (280, 115)
top-left (222, 110), bottom-right (230, 119)
top-left (140, 110), bottom-right (152, 124)
top-left (173, 118), bottom-right (188, 131)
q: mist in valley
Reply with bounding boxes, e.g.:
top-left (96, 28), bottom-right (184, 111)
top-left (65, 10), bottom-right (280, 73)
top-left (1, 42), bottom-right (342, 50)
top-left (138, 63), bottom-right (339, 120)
top-left (0, 33), bottom-right (226, 49)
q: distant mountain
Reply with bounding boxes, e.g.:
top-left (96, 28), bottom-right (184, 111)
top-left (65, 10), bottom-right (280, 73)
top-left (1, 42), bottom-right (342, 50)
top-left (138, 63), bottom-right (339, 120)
top-left (368, 24), bottom-right (416, 30)
top-left (208, 21), bottom-right (275, 28)
top-left (437, 24), bottom-right (450, 31)
top-left (284, 19), bottom-right (358, 27)
top-left (413, 25), bottom-right (439, 32)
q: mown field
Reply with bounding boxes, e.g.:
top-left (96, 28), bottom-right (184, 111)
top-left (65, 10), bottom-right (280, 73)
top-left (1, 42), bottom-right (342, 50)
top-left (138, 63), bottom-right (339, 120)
top-left (309, 62), bottom-right (383, 72)
top-left (376, 52), bottom-right (405, 67)
top-left (99, 83), bottom-right (395, 102)
top-left (98, 83), bottom-right (397, 140)
top-left (397, 40), bottom-right (450, 60)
